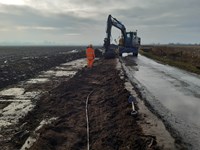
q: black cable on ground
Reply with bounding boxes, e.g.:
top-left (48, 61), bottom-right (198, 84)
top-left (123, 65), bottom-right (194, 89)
top-left (85, 90), bottom-right (94, 150)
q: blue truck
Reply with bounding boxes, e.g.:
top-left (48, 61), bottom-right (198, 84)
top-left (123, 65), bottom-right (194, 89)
top-left (103, 15), bottom-right (141, 58)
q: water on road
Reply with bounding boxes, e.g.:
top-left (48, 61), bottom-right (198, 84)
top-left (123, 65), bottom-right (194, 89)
top-left (133, 55), bottom-right (200, 126)
top-left (122, 54), bottom-right (200, 149)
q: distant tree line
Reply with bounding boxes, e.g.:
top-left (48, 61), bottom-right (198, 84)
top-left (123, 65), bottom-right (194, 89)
top-left (168, 43), bottom-right (200, 46)
top-left (144, 43), bottom-right (200, 46)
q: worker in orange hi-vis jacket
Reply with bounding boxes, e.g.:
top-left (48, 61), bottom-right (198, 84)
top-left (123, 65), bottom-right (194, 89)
top-left (86, 44), bottom-right (95, 68)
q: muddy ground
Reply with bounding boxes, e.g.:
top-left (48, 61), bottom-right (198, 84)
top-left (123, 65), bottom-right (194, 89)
top-left (0, 46), bottom-right (103, 90)
top-left (0, 58), bottom-right (163, 150)
top-left (0, 50), bottom-right (84, 90)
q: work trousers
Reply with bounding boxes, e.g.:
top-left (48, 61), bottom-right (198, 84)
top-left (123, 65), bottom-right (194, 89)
top-left (87, 58), bottom-right (94, 68)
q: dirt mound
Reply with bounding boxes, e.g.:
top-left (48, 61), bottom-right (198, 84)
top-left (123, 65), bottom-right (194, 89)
top-left (1, 58), bottom-right (161, 149)
top-left (15, 59), bottom-right (158, 150)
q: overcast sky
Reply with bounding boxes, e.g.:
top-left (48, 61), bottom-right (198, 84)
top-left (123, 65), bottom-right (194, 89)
top-left (0, 0), bottom-right (200, 45)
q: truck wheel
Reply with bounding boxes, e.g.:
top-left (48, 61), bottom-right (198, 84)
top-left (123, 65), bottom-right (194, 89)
top-left (133, 53), bottom-right (138, 57)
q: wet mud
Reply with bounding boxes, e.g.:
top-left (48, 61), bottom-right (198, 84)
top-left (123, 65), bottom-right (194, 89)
top-left (0, 51), bottom-right (85, 90)
top-left (30, 59), bottom-right (160, 150)
top-left (1, 58), bottom-right (161, 150)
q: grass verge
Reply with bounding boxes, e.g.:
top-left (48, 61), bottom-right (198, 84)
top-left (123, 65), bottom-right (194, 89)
top-left (139, 50), bottom-right (200, 75)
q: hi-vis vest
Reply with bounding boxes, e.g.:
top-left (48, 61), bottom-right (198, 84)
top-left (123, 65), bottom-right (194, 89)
top-left (86, 48), bottom-right (95, 60)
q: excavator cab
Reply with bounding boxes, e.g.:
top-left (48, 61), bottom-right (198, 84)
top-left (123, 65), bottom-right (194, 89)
top-left (117, 31), bottom-right (140, 56)
top-left (103, 14), bottom-right (141, 58)
top-left (125, 32), bottom-right (132, 47)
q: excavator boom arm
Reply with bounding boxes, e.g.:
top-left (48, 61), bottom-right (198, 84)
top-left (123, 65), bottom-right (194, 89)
top-left (104, 15), bottom-right (126, 50)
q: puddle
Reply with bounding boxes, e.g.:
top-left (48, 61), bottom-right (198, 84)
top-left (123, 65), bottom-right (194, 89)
top-left (21, 117), bottom-right (57, 150)
top-left (0, 58), bottom-right (87, 130)
top-left (40, 70), bottom-right (76, 77)
top-left (55, 66), bottom-right (70, 70)
top-left (20, 91), bottom-right (41, 99)
top-left (0, 88), bottom-right (42, 129)
top-left (0, 88), bottom-right (41, 101)
top-left (42, 70), bottom-right (55, 75)
top-left (59, 49), bottom-right (78, 55)
top-left (55, 71), bottom-right (76, 77)
top-left (0, 88), bottom-right (25, 96)
top-left (40, 59), bottom-right (86, 78)
top-left (0, 100), bottom-right (31, 102)
top-left (35, 117), bottom-right (57, 131)
top-left (0, 120), bottom-right (12, 126)
top-left (62, 58), bottom-right (86, 67)
top-left (26, 78), bottom-right (49, 84)
top-left (0, 101), bottom-right (34, 128)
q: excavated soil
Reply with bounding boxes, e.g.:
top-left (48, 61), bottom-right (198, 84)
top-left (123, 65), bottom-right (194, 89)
top-left (4, 58), bottom-right (160, 150)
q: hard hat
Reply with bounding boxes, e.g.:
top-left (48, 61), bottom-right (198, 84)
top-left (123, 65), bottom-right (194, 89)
top-left (89, 44), bottom-right (93, 48)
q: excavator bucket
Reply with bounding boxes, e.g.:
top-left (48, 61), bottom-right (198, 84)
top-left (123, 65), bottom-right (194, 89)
top-left (104, 44), bottom-right (118, 59)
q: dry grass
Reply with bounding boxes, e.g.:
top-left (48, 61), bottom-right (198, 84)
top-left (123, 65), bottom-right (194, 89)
top-left (140, 45), bottom-right (200, 74)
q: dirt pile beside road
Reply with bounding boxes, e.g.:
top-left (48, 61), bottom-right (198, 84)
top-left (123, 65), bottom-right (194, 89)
top-left (16, 59), bottom-right (159, 150)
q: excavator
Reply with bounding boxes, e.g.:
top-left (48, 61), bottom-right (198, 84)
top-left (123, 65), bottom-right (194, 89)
top-left (103, 14), bottom-right (141, 58)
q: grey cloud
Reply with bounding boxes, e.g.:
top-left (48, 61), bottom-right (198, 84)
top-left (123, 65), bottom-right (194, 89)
top-left (111, 0), bottom-right (200, 31)
top-left (0, 4), bottom-right (100, 31)
top-left (0, 0), bottom-right (200, 44)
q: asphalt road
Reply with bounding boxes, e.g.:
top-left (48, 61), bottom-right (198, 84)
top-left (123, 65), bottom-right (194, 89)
top-left (121, 54), bottom-right (200, 149)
